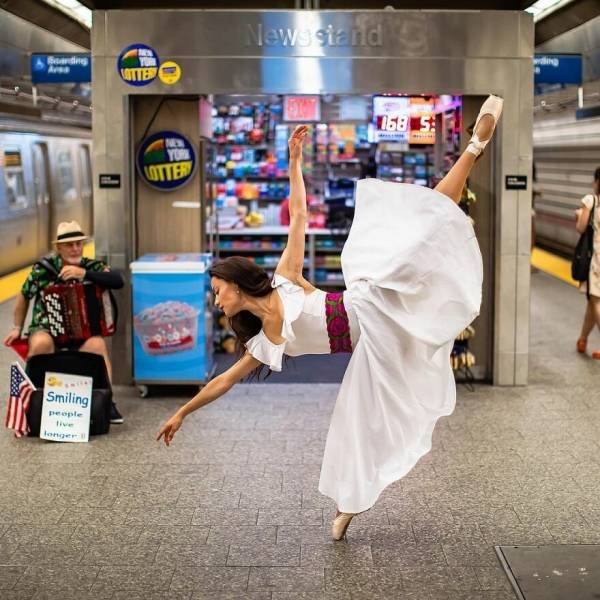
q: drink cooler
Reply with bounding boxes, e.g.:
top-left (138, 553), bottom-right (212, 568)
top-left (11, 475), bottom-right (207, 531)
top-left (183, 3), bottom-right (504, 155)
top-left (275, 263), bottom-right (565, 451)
top-left (130, 254), bottom-right (215, 389)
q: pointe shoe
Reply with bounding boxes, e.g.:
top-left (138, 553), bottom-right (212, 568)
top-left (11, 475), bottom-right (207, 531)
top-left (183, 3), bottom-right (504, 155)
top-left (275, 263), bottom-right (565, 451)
top-left (331, 511), bottom-right (355, 541)
top-left (466, 94), bottom-right (504, 158)
top-left (577, 338), bottom-right (587, 353)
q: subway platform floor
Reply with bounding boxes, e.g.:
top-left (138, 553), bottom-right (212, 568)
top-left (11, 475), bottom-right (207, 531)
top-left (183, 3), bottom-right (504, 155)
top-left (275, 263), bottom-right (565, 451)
top-left (0, 269), bottom-right (599, 599)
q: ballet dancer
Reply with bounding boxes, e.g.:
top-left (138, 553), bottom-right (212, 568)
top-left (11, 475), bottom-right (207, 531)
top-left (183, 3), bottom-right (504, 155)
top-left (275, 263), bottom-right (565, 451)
top-left (157, 94), bottom-right (503, 540)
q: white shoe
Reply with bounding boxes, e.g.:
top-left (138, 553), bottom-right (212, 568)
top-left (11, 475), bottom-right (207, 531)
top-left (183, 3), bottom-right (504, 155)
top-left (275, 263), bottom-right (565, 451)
top-left (331, 511), bottom-right (355, 541)
top-left (466, 94), bottom-right (504, 158)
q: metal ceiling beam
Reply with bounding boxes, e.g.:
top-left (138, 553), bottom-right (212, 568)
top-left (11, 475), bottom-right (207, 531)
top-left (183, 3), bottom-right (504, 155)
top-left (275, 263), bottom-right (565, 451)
top-left (0, 0), bottom-right (90, 48)
top-left (535, 0), bottom-right (600, 45)
top-left (80, 0), bottom-right (537, 8)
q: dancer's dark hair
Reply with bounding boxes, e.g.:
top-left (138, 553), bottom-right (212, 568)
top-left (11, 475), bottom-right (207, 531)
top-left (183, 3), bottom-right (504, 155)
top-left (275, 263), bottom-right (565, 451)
top-left (209, 256), bottom-right (275, 379)
top-left (594, 167), bottom-right (600, 182)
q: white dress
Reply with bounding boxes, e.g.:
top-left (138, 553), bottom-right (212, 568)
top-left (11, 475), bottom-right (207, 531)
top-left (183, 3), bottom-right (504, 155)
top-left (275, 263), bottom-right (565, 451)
top-left (246, 179), bottom-right (483, 513)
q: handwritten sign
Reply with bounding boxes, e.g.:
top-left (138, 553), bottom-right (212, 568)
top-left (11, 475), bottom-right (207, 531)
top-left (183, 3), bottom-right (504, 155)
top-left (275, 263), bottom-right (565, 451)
top-left (40, 372), bottom-right (92, 443)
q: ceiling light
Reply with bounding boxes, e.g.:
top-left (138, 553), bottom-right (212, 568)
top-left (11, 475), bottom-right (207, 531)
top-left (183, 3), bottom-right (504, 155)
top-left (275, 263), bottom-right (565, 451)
top-left (40, 0), bottom-right (92, 29)
top-left (525, 0), bottom-right (575, 22)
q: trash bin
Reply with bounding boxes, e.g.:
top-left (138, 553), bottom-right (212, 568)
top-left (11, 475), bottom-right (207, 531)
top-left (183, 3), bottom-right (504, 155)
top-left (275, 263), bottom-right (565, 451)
top-left (130, 253), bottom-right (214, 392)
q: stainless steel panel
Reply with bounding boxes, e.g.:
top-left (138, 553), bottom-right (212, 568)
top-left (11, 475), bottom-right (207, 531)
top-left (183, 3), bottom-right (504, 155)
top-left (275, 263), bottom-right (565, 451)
top-left (104, 10), bottom-right (531, 60)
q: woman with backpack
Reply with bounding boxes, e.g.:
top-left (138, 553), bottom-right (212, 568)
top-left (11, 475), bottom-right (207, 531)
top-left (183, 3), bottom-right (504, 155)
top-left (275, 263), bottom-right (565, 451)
top-left (575, 167), bottom-right (600, 357)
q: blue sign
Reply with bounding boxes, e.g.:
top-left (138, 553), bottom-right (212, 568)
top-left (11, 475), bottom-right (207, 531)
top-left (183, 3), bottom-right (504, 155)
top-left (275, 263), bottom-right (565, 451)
top-left (117, 43), bottom-right (159, 86)
top-left (31, 54), bottom-right (91, 84)
top-left (534, 54), bottom-right (582, 85)
top-left (136, 131), bottom-right (197, 191)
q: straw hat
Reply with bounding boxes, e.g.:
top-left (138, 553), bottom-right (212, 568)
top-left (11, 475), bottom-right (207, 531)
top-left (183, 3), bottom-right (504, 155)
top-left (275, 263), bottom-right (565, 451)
top-left (53, 221), bottom-right (89, 244)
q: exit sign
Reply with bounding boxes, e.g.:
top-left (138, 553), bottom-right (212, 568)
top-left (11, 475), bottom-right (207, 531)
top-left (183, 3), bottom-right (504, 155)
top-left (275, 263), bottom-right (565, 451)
top-left (283, 95), bottom-right (321, 122)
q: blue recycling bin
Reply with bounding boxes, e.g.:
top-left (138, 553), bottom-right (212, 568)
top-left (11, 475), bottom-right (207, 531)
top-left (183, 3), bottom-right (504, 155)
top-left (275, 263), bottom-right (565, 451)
top-left (130, 253), bottom-right (214, 386)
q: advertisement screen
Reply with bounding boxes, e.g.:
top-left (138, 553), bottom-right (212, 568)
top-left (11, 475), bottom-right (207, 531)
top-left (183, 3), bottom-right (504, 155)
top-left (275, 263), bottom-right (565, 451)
top-left (372, 96), bottom-right (437, 144)
top-left (408, 97), bottom-right (436, 144)
top-left (372, 96), bottom-right (410, 142)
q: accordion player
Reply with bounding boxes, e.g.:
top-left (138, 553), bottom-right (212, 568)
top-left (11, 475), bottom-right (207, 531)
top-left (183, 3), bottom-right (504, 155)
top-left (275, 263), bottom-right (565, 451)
top-left (42, 282), bottom-right (117, 346)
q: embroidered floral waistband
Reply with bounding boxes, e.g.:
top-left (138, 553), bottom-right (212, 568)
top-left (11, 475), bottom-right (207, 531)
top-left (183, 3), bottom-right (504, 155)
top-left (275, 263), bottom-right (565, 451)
top-left (325, 292), bottom-right (353, 354)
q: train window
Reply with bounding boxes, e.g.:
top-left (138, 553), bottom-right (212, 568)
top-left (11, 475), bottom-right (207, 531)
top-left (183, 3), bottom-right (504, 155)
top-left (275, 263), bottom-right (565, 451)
top-left (57, 149), bottom-right (77, 202)
top-left (3, 148), bottom-right (27, 206)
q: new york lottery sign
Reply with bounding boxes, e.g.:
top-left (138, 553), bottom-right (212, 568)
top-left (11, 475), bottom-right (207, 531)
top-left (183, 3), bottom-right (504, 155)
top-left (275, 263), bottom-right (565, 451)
top-left (40, 372), bottom-right (92, 443)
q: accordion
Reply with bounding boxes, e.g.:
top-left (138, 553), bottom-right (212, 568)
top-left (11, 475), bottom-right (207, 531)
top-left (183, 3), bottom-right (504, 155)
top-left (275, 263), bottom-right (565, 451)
top-left (42, 282), bottom-right (116, 345)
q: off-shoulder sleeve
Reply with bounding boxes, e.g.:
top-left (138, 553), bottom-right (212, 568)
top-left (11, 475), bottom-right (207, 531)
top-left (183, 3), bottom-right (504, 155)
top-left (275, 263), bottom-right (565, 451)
top-left (581, 194), bottom-right (595, 209)
top-left (271, 273), bottom-right (304, 343)
top-left (245, 330), bottom-right (284, 372)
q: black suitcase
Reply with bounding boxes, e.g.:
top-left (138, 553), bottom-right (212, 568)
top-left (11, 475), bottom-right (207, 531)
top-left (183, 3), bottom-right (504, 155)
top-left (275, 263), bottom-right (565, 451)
top-left (25, 351), bottom-right (112, 437)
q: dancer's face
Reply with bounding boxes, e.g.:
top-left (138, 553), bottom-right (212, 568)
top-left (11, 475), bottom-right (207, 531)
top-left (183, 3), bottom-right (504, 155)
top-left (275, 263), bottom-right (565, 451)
top-left (211, 276), bottom-right (243, 317)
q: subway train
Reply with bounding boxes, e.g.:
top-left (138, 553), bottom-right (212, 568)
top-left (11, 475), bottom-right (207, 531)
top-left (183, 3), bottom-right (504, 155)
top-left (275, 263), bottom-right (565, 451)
top-left (0, 117), bottom-right (92, 276)
top-left (533, 110), bottom-right (600, 256)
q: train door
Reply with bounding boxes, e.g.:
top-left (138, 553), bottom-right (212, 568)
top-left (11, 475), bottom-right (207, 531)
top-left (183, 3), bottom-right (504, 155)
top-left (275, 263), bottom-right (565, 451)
top-left (32, 142), bottom-right (51, 255)
top-left (78, 144), bottom-right (93, 235)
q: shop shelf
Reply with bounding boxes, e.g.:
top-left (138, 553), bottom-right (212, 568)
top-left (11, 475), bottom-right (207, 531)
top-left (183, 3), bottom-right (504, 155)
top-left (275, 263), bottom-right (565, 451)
top-left (217, 248), bottom-right (285, 253)
top-left (214, 176), bottom-right (289, 182)
top-left (215, 143), bottom-right (269, 148)
top-left (237, 197), bottom-right (287, 202)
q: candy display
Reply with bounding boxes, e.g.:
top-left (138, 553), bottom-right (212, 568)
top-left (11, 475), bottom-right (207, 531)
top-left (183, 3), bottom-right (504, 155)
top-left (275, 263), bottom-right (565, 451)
top-left (209, 95), bottom-right (466, 380)
top-left (134, 300), bottom-right (199, 355)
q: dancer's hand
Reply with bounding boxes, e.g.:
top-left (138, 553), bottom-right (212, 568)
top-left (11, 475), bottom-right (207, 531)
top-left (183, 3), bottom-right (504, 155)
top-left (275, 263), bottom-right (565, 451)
top-left (288, 125), bottom-right (308, 161)
top-left (156, 413), bottom-right (183, 447)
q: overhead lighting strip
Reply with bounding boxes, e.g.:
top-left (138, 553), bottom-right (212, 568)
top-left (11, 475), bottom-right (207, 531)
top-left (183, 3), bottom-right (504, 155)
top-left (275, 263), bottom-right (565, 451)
top-left (525, 0), bottom-right (575, 23)
top-left (39, 0), bottom-right (92, 29)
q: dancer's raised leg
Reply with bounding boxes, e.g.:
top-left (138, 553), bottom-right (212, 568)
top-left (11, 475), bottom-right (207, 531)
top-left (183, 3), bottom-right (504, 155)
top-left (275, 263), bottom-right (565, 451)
top-left (435, 95), bottom-right (503, 204)
top-left (434, 151), bottom-right (478, 205)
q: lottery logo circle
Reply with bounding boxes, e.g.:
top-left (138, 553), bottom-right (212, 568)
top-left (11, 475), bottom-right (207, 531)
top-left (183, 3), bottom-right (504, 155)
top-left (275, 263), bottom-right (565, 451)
top-left (117, 43), bottom-right (159, 86)
top-left (136, 130), bottom-right (197, 191)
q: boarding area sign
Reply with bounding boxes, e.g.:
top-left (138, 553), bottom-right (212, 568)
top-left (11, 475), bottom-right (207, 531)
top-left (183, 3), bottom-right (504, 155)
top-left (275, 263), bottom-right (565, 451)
top-left (534, 54), bottom-right (582, 86)
top-left (40, 372), bottom-right (92, 443)
top-left (31, 54), bottom-right (91, 84)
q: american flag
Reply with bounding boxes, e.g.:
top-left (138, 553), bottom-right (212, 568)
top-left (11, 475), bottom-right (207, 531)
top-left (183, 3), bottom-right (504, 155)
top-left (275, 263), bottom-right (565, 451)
top-left (6, 363), bottom-right (35, 438)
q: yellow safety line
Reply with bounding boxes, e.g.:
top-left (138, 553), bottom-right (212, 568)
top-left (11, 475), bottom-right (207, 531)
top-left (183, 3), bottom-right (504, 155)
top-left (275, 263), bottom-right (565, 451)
top-left (531, 246), bottom-right (577, 288)
top-left (0, 241), bottom-right (95, 303)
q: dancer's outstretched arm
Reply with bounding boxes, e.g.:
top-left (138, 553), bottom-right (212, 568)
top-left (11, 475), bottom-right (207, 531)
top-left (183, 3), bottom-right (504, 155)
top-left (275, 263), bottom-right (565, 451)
top-left (276, 125), bottom-right (309, 281)
top-left (156, 353), bottom-right (261, 446)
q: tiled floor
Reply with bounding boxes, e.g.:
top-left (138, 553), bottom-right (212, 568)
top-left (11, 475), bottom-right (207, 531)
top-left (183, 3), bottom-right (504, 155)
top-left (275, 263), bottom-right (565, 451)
top-left (0, 269), bottom-right (599, 599)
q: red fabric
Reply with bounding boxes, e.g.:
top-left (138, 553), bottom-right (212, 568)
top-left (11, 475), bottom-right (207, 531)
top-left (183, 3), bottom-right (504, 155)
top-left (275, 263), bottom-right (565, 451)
top-left (325, 292), bottom-right (353, 354)
top-left (9, 338), bottom-right (29, 361)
